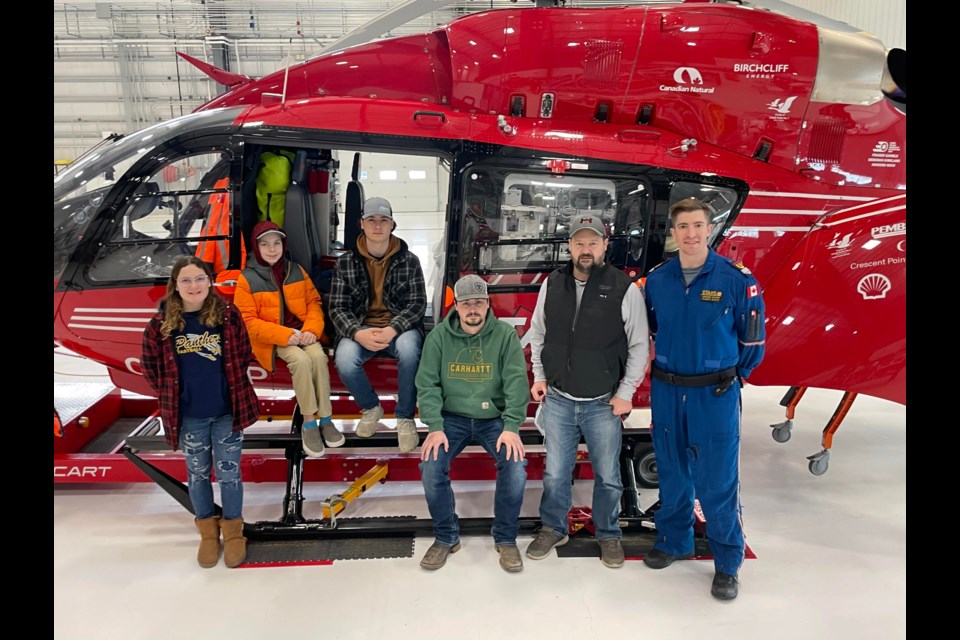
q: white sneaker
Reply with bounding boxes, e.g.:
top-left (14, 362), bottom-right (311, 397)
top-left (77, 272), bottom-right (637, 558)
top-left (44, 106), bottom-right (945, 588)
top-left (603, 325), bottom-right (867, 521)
top-left (355, 405), bottom-right (384, 438)
top-left (397, 418), bottom-right (419, 453)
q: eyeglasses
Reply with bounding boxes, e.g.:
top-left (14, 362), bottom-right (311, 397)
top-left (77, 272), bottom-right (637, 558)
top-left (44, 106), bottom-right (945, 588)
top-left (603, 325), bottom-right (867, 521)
top-left (176, 275), bottom-right (210, 287)
top-left (457, 299), bottom-right (488, 309)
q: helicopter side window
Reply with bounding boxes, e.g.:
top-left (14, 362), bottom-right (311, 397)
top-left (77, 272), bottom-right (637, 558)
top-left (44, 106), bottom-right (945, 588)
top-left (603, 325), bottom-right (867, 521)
top-left (459, 169), bottom-right (741, 279)
top-left (464, 171), bottom-right (619, 273)
top-left (88, 152), bottom-right (232, 282)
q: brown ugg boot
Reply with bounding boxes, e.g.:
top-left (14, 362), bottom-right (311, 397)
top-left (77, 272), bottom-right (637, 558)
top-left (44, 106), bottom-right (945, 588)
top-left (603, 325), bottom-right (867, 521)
top-left (219, 518), bottom-right (247, 568)
top-left (194, 516), bottom-right (222, 568)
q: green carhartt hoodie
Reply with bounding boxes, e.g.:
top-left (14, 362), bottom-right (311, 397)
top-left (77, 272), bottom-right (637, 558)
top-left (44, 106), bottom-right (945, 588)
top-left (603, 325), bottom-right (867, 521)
top-left (415, 306), bottom-right (529, 433)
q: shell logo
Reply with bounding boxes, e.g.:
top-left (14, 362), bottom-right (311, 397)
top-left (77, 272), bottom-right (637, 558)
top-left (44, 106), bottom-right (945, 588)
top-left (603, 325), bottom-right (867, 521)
top-left (857, 273), bottom-right (891, 300)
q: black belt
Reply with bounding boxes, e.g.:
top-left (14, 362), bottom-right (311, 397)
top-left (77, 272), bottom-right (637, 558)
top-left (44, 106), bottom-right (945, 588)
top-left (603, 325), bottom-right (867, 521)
top-left (651, 365), bottom-right (738, 391)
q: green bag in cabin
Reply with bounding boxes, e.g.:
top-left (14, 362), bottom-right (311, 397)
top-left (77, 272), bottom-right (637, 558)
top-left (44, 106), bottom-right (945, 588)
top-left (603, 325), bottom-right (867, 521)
top-left (255, 149), bottom-right (295, 228)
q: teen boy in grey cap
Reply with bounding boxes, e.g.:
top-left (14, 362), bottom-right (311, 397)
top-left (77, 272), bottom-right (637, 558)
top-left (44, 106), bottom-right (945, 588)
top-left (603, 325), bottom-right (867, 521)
top-left (524, 215), bottom-right (650, 568)
top-left (329, 197), bottom-right (426, 452)
top-left (415, 274), bottom-right (530, 573)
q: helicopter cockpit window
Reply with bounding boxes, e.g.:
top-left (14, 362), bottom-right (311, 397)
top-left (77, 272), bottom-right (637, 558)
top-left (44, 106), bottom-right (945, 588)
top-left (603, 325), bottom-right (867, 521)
top-left (88, 152), bottom-right (232, 282)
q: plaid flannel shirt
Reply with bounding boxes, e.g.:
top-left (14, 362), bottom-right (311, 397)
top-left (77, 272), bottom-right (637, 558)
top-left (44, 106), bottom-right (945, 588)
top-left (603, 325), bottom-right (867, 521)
top-left (329, 236), bottom-right (427, 340)
top-left (140, 302), bottom-right (260, 449)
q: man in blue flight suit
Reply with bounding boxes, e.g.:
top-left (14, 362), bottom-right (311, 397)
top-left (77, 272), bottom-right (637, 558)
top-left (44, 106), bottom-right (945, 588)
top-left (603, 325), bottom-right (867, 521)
top-left (642, 198), bottom-right (765, 601)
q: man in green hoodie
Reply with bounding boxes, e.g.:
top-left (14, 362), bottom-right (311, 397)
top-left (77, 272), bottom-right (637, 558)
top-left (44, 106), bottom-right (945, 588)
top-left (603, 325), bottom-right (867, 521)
top-left (416, 274), bottom-right (530, 573)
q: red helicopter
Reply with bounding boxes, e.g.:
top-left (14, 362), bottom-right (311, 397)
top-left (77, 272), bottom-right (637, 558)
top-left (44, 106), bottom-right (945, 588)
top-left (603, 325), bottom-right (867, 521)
top-left (54, 0), bottom-right (905, 491)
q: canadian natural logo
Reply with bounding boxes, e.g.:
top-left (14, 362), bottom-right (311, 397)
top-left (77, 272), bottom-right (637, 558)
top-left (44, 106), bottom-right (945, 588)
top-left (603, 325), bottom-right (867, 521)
top-left (660, 67), bottom-right (715, 94)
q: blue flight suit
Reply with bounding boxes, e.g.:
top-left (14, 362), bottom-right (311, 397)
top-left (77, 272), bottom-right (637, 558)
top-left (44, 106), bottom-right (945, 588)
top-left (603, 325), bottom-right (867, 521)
top-left (644, 249), bottom-right (765, 576)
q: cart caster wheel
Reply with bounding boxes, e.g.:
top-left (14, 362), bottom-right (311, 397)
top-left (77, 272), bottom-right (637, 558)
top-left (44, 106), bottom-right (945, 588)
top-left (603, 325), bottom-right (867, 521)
top-left (806, 450), bottom-right (830, 476)
top-left (771, 425), bottom-right (792, 443)
top-left (808, 457), bottom-right (829, 476)
top-left (770, 419), bottom-right (792, 443)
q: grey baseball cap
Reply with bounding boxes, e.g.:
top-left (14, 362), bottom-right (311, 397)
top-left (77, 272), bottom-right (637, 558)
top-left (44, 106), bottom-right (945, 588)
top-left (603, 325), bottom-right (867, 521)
top-left (454, 274), bottom-right (489, 302)
top-left (361, 197), bottom-right (393, 219)
top-left (568, 215), bottom-right (607, 238)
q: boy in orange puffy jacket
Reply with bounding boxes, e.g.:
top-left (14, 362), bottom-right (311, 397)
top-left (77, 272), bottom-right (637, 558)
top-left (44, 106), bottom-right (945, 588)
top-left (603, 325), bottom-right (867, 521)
top-left (234, 220), bottom-right (341, 457)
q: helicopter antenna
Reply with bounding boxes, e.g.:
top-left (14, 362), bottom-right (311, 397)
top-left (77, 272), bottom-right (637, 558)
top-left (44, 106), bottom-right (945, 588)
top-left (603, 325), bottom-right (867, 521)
top-left (281, 53), bottom-right (291, 105)
top-left (278, 21), bottom-right (311, 107)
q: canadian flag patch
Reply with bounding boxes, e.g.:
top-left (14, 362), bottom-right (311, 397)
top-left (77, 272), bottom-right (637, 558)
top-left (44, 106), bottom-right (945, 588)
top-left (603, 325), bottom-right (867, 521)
top-left (747, 284), bottom-right (759, 298)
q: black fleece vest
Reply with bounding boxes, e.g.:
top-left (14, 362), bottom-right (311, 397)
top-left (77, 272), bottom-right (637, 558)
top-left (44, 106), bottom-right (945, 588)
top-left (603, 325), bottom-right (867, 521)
top-left (541, 263), bottom-right (631, 397)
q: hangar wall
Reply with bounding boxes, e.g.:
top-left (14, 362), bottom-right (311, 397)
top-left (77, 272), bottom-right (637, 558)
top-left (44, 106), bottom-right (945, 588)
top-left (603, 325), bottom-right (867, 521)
top-left (53, 0), bottom-right (906, 166)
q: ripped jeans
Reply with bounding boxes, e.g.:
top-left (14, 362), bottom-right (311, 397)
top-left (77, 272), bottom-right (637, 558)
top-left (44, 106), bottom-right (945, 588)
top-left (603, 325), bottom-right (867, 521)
top-left (179, 414), bottom-right (244, 520)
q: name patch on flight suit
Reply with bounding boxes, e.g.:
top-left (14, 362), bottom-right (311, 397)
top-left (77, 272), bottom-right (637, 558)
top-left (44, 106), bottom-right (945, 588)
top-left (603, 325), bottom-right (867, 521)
top-left (700, 290), bottom-right (723, 302)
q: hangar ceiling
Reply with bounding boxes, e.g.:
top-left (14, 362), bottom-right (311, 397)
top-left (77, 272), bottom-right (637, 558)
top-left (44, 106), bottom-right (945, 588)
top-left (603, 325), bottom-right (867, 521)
top-left (53, 0), bottom-right (903, 168)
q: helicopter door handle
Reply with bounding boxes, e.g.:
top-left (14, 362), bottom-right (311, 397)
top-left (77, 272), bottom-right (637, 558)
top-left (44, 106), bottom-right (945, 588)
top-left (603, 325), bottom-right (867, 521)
top-left (413, 111), bottom-right (446, 126)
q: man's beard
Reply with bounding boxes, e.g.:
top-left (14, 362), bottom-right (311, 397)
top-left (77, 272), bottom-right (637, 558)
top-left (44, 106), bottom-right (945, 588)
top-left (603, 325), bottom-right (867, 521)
top-left (463, 313), bottom-right (484, 327)
top-left (574, 255), bottom-right (602, 276)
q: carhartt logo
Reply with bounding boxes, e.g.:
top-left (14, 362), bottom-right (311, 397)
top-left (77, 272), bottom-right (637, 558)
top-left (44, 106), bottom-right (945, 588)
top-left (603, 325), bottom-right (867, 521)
top-left (448, 348), bottom-right (493, 382)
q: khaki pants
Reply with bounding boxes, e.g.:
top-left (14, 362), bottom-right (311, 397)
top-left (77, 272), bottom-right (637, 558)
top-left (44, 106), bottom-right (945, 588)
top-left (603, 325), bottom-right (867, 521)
top-left (276, 343), bottom-right (332, 418)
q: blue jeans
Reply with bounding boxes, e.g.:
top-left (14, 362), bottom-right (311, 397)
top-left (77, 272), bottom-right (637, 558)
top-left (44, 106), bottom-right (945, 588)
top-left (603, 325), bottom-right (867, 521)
top-left (179, 414), bottom-right (244, 520)
top-left (419, 413), bottom-right (528, 546)
top-left (334, 328), bottom-right (423, 419)
top-left (539, 387), bottom-right (624, 540)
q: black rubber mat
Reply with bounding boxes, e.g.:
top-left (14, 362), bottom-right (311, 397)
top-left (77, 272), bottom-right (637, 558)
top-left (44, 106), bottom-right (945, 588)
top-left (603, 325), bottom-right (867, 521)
top-left (241, 535), bottom-right (415, 567)
top-left (554, 530), bottom-right (756, 561)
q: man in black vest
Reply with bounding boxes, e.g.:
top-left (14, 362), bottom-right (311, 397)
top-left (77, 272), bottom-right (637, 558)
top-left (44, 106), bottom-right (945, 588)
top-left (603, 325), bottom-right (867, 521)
top-left (523, 215), bottom-right (650, 568)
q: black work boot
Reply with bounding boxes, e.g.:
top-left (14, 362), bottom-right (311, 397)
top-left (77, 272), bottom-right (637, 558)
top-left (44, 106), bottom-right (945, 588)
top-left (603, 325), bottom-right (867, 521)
top-left (642, 547), bottom-right (694, 569)
top-left (711, 572), bottom-right (739, 600)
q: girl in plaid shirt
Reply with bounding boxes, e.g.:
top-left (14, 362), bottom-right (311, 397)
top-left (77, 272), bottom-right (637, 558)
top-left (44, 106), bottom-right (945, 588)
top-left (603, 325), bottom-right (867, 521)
top-left (141, 256), bottom-right (259, 569)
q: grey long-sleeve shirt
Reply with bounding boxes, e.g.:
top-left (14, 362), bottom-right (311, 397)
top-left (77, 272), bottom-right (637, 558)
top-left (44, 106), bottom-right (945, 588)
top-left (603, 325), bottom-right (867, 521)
top-left (527, 276), bottom-right (650, 402)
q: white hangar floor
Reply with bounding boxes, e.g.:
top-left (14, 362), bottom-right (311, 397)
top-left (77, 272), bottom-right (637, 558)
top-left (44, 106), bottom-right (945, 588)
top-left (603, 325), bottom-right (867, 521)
top-left (53, 354), bottom-right (906, 640)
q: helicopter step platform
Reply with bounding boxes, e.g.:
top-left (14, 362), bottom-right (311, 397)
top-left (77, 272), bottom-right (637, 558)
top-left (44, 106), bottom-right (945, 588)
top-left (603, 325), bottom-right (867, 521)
top-left (56, 387), bottom-right (659, 545)
top-left (54, 382), bottom-right (653, 486)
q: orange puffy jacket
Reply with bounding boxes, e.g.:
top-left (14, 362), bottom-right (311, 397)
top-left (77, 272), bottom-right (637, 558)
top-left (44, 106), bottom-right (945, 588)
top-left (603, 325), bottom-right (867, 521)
top-left (234, 258), bottom-right (325, 372)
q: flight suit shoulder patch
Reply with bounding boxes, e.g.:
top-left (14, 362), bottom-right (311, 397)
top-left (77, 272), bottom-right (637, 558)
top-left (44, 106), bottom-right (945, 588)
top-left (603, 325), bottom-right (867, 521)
top-left (729, 260), bottom-right (753, 277)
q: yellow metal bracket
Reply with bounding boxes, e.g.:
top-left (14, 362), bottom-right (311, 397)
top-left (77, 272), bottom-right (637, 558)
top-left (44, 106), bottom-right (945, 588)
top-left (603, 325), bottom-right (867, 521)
top-left (320, 460), bottom-right (389, 526)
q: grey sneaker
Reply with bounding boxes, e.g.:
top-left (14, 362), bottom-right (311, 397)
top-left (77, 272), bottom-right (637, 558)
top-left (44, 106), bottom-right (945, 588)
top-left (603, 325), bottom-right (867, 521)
top-left (321, 421), bottom-right (345, 448)
top-left (419, 541), bottom-right (461, 570)
top-left (496, 544), bottom-right (523, 573)
top-left (599, 538), bottom-right (625, 568)
top-left (355, 405), bottom-right (384, 438)
top-left (397, 418), bottom-right (419, 453)
top-left (525, 529), bottom-right (569, 560)
top-left (302, 426), bottom-right (325, 457)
